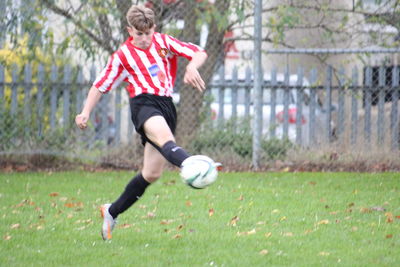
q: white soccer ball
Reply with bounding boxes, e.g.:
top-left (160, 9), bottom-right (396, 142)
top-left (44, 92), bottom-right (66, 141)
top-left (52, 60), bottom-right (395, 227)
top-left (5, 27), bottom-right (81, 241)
top-left (180, 155), bottom-right (220, 189)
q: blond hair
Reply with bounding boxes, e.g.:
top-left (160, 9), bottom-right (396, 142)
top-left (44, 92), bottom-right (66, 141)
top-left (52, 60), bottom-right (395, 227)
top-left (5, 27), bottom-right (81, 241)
top-left (126, 5), bottom-right (155, 31)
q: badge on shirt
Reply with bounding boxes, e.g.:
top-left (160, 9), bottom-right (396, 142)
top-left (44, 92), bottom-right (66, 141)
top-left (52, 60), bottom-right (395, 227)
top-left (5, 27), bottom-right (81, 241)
top-left (148, 64), bottom-right (160, 77)
top-left (158, 48), bottom-right (169, 58)
top-left (148, 64), bottom-right (166, 83)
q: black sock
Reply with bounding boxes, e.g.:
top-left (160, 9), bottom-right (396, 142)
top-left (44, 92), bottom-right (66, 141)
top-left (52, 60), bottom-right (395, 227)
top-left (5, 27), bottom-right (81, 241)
top-left (108, 173), bottom-right (150, 219)
top-left (160, 141), bottom-right (190, 167)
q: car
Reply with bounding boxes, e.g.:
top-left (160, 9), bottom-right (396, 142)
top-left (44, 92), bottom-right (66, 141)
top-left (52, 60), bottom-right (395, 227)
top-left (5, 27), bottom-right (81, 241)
top-left (207, 73), bottom-right (335, 146)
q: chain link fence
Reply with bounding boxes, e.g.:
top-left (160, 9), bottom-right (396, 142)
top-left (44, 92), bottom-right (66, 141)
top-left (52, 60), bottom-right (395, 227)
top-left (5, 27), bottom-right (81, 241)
top-left (1, 0), bottom-right (400, 171)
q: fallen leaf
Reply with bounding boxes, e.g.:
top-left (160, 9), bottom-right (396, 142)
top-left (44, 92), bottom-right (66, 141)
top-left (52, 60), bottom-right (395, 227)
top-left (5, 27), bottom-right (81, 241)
top-left (237, 195), bottom-right (244, 201)
top-left (172, 234), bottom-right (182, 239)
top-left (360, 207), bottom-right (372, 213)
top-left (319, 251), bottom-right (330, 256)
top-left (64, 202), bottom-right (83, 208)
top-left (259, 249), bottom-right (269, 255)
top-left (247, 229), bottom-right (256, 235)
top-left (160, 219), bottom-right (173, 225)
top-left (209, 208), bottom-right (214, 217)
top-left (371, 206), bottom-right (386, 212)
top-left (385, 212), bottom-right (394, 223)
top-left (237, 229), bottom-right (256, 236)
top-left (348, 202), bottom-right (355, 207)
top-left (282, 232), bottom-right (293, 237)
top-left (10, 224), bottom-right (20, 229)
top-left (185, 201), bottom-right (192, 207)
top-left (118, 224), bottom-right (133, 229)
top-left (177, 224), bottom-right (184, 231)
top-left (309, 181), bottom-right (317, 185)
top-left (3, 234), bottom-right (11, 240)
top-left (229, 216), bottom-right (239, 226)
top-left (146, 212), bottom-right (156, 218)
top-left (279, 216), bottom-right (287, 221)
top-left (265, 232), bottom-right (272, 238)
top-left (396, 215), bottom-right (400, 219)
top-left (271, 209), bottom-right (279, 214)
top-left (49, 192), bottom-right (59, 197)
top-left (317, 219), bottom-right (329, 225)
top-left (386, 234), bottom-right (393, 239)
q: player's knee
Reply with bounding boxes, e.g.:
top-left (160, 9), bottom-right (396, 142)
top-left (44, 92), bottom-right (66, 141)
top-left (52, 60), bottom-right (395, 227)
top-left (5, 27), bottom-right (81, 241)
top-left (142, 169), bottom-right (162, 183)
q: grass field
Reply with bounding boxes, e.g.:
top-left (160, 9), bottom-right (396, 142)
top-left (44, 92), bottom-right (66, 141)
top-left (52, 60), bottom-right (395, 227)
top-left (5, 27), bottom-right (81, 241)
top-left (1, 171), bottom-right (399, 266)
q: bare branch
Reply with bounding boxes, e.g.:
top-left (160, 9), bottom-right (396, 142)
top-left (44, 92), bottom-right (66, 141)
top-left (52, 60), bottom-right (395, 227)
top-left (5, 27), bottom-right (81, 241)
top-left (39, 0), bottom-right (115, 54)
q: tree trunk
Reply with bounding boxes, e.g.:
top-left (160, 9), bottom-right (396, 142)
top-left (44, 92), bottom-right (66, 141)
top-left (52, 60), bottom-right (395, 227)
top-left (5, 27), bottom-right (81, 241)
top-left (176, 0), bottom-right (230, 147)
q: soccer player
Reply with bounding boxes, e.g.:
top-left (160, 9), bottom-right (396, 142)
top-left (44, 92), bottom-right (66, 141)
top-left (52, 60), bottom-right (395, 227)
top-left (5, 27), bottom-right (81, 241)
top-left (75, 5), bottom-right (212, 240)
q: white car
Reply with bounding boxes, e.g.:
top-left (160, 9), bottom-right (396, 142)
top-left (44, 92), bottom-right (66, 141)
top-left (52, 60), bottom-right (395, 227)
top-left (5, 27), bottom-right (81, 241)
top-left (207, 73), bottom-right (335, 146)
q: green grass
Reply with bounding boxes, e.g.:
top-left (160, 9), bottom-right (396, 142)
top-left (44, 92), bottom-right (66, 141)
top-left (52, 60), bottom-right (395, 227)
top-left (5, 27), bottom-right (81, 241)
top-left (1, 171), bottom-right (399, 267)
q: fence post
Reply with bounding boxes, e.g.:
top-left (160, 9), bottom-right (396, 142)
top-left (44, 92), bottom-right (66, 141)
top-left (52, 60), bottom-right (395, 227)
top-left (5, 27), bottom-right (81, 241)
top-left (325, 66), bottom-right (333, 143)
top-left (115, 88), bottom-right (121, 144)
top-left (0, 65), bottom-right (4, 144)
top-left (295, 66), bottom-right (304, 145)
top-left (50, 65), bottom-right (58, 130)
top-left (282, 66), bottom-right (290, 139)
top-left (351, 67), bottom-right (359, 146)
top-left (24, 64), bottom-right (32, 137)
top-left (364, 66), bottom-right (372, 146)
top-left (37, 64), bottom-right (44, 138)
top-left (11, 65), bottom-right (18, 116)
top-left (76, 67), bottom-right (84, 115)
top-left (391, 66), bottom-right (399, 150)
top-left (218, 65), bottom-right (225, 126)
top-left (231, 66), bottom-right (238, 129)
top-left (0, 65), bottom-right (4, 126)
top-left (337, 67), bottom-right (346, 144)
top-left (244, 67), bottom-right (252, 119)
top-left (377, 66), bottom-right (385, 146)
top-left (309, 68), bottom-right (317, 145)
top-left (252, 0), bottom-right (263, 169)
top-left (269, 67), bottom-right (277, 139)
top-left (63, 65), bottom-right (71, 129)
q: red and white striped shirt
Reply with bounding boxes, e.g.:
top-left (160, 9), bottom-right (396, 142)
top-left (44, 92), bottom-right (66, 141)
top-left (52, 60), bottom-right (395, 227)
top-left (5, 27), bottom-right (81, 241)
top-left (93, 32), bottom-right (205, 98)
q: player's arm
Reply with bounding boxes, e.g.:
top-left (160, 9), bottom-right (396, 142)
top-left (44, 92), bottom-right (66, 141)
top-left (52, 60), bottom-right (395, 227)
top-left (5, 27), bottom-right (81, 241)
top-left (75, 86), bottom-right (102, 129)
top-left (184, 51), bottom-right (208, 92)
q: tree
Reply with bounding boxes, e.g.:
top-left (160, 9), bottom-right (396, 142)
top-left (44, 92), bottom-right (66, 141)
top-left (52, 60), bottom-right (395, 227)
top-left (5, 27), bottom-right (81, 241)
top-left (5, 0), bottom-right (399, 143)
top-left (34, 0), bottom-right (245, 144)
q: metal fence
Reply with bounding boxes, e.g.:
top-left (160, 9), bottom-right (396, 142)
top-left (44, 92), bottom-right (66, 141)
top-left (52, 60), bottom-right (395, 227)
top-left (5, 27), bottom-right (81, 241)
top-left (2, 0), bottom-right (400, 170)
top-left (1, 57), bottom-right (399, 169)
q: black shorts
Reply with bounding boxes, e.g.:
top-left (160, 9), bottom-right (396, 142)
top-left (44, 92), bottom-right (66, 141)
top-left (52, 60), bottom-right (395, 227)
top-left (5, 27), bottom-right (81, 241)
top-left (129, 94), bottom-right (177, 146)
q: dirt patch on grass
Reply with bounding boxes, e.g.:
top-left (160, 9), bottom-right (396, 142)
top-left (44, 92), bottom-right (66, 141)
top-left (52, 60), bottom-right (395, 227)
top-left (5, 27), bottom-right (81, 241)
top-left (1, 151), bottom-right (399, 173)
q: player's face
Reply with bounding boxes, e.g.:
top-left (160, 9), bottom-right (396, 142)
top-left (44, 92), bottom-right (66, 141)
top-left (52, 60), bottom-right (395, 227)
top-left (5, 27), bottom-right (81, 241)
top-left (128, 26), bottom-right (155, 49)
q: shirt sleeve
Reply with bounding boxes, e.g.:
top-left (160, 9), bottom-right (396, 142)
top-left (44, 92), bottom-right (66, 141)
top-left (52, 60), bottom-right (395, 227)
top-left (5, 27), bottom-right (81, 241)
top-left (163, 34), bottom-right (206, 60)
top-left (93, 53), bottom-right (127, 94)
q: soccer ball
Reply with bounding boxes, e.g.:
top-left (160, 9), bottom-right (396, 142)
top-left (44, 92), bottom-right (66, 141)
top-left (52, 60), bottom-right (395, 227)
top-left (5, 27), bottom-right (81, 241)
top-left (180, 155), bottom-right (220, 189)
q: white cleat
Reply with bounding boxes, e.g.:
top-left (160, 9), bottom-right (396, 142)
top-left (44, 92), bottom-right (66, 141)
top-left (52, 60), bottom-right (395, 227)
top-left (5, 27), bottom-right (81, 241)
top-left (100, 204), bottom-right (117, 241)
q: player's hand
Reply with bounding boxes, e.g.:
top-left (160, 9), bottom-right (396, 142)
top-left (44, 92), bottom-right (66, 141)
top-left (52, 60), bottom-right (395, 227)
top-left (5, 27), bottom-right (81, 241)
top-left (75, 113), bottom-right (89, 129)
top-left (184, 65), bottom-right (205, 92)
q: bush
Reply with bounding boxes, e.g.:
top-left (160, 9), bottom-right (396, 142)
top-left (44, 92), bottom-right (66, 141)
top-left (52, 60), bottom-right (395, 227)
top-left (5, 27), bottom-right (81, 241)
top-left (190, 118), bottom-right (295, 160)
